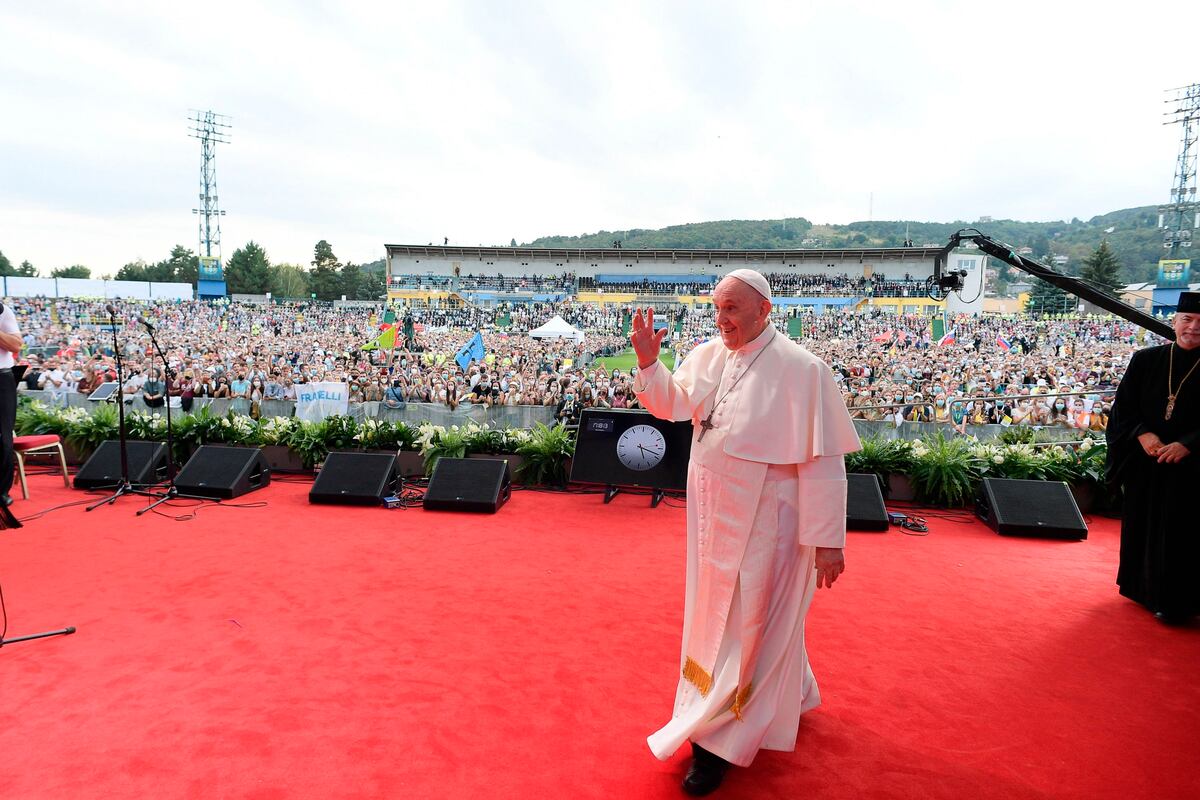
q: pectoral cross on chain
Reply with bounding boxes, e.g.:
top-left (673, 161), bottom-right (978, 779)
top-left (698, 414), bottom-right (716, 441)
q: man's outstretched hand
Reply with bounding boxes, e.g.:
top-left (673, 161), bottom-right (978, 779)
top-left (630, 307), bottom-right (667, 369)
top-left (815, 547), bottom-right (845, 589)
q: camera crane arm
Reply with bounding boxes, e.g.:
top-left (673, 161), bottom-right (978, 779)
top-left (932, 228), bottom-right (1175, 340)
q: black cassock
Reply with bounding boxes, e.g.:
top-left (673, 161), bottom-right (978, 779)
top-left (1106, 343), bottom-right (1200, 617)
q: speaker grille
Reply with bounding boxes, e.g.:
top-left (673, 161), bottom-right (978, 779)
top-left (977, 478), bottom-right (1087, 539)
top-left (309, 452), bottom-right (398, 505)
top-left (74, 440), bottom-right (168, 489)
top-left (175, 446), bottom-right (270, 499)
top-left (424, 458), bottom-right (511, 513)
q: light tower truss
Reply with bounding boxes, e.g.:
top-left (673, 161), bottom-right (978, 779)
top-left (188, 110), bottom-right (232, 259)
top-left (1159, 84), bottom-right (1200, 255)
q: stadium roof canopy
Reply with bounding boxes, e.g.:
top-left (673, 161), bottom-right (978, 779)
top-left (384, 244), bottom-right (945, 264)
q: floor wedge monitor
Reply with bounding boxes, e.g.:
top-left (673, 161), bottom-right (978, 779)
top-left (847, 473), bottom-right (889, 532)
top-left (424, 457), bottom-right (511, 513)
top-left (74, 440), bottom-right (168, 490)
top-left (175, 446), bottom-right (271, 500)
top-left (309, 451), bottom-right (399, 505)
top-left (975, 477), bottom-right (1088, 539)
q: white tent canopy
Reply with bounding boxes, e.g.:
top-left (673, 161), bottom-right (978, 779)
top-left (528, 315), bottom-right (585, 342)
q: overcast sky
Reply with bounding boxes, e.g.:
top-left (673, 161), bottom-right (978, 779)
top-left (1, 1), bottom-right (1196, 275)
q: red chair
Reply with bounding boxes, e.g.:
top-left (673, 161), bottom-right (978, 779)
top-left (13, 435), bottom-right (71, 499)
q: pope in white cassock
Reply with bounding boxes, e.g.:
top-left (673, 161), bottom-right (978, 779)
top-left (631, 268), bottom-right (861, 796)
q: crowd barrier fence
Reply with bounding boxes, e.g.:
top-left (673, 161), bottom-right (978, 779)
top-left (22, 388), bottom-right (1100, 441)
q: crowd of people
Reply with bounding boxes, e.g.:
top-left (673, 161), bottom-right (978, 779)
top-left (390, 273), bottom-right (576, 293)
top-left (669, 305), bottom-right (1148, 431)
top-left (577, 277), bottom-right (716, 295)
top-left (10, 293), bottom-right (1154, 432)
top-left (574, 273), bottom-right (932, 298)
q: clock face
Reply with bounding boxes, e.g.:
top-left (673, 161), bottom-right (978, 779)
top-left (616, 424), bottom-right (667, 471)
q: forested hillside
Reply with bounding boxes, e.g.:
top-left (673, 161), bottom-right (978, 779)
top-left (524, 205), bottom-right (1167, 284)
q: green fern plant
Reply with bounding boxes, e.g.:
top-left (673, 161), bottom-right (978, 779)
top-left (515, 423), bottom-right (575, 487)
top-left (908, 432), bottom-right (980, 507)
top-left (844, 437), bottom-right (914, 495)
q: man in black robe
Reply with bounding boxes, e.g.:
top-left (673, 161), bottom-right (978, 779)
top-left (1106, 291), bottom-right (1200, 624)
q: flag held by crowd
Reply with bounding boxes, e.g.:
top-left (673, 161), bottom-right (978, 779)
top-left (362, 324), bottom-right (397, 351)
top-left (996, 334), bottom-right (1012, 351)
top-left (455, 332), bottom-right (486, 371)
top-left (937, 328), bottom-right (956, 346)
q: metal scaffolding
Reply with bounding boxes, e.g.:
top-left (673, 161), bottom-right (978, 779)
top-left (188, 110), bottom-right (232, 259)
top-left (1159, 84), bottom-right (1200, 256)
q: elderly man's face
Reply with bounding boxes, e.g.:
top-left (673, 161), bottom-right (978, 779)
top-left (713, 279), bottom-right (770, 351)
top-left (1174, 312), bottom-right (1200, 351)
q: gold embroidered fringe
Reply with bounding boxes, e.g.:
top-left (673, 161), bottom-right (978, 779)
top-left (682, 656), bottom-right (713, 697)
top-left (731, 683), bottom-right (754, 721)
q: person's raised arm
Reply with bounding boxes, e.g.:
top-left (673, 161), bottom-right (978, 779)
top-left (630, 306), bottom-right (701, 423)
top-left (630, 307), bottom-right (666, 369)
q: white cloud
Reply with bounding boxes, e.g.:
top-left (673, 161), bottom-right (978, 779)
top-left (0, 0), bottom-right (1195, 274)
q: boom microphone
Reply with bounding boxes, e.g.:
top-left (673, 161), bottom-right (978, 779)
top-left (105, 303), bottom-right (118, 316)
top-left (136, 315), bottom-right (156, 331)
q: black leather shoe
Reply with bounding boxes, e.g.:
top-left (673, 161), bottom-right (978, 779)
top-left (682, 742), bottom-right (732, 796)
top-left (0, 494), bottom-right (11, 507)
top-left (1155, 611), bottom-right (1192, 626)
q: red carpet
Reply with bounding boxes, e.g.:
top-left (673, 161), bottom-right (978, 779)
top-left (1, 473), bottom-right (1198, 800)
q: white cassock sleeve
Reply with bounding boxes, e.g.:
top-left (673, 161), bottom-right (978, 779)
top-left (796, 454), bottom-right (848, 549)
top-left (632, 360), bottom-right (704, 423)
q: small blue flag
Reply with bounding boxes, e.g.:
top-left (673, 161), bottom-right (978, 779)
top-left (454, 331), bottom-right (486, 372)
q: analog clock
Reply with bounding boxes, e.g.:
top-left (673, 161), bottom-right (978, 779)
top-left (616, 424), bottom-right (667, 471)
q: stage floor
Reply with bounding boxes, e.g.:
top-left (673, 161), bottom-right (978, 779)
top-left (2, 474), bottom-right (1198, 800)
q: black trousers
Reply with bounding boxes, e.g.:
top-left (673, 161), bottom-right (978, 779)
top-left (0, 371), bottom-right (14, 496)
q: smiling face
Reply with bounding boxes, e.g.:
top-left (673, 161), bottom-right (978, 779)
top-left (1174, 312), bottom-right (1200, 351)
top-left (712, 278), bottom-right (771, 351)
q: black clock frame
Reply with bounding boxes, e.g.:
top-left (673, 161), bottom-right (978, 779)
top-left (570, 408), bottom-right (692, 507)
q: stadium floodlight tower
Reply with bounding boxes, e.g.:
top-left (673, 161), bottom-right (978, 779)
top-left (188, 109), bottom-right (231, 298)
top-left (1156, 83), bottom-right (1200, 306)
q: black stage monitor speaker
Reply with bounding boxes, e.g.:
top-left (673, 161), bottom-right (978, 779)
top-left (74, 440), bottom-right (168, 489)
top-left (975, 478), bottom-right (1088, 539)
top-left (309, 451), bottom-right (399, 505)
top-left (847, 473), bottom-right (889, 532)
top-left (175, 445), bottom-right (271, 499)
top-left (424, 457), bottom-right (511, 513)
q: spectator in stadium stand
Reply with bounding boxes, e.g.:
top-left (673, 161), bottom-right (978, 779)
top-left (554, 387), bottom-right (579, 425)
top-left (213, 375), bottom-right (231, 398)
top-left (77, 364), bottom-right (104, 396)
top-left (175, 371), bottom-right (195, 412)
top-left (383, 378), bottom-right (406, 409)
top-left (39, 358), bottom-right (68, 404)
top-left (193, 372), bottom-right (216, 399)
top-left (142, 368), bottom-right (166, 408)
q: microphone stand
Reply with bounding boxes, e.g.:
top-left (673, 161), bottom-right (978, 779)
top-left (0, 365), bottom-right (75, 644)
top-left (137, 319), bottom-right (206, 515)
top-left (87, 307), bottom-right (158, 511)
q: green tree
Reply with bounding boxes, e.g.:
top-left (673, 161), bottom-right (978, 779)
top-left (339, 261), bottom-right (363, 300)
top-left (271, 263), bottom-right (310, 299)
top-left (116, 259), bottom-right (151, 281)
top-left (309, 239), bottom-right (342, 301)
top-left (163, 245), bottom-right (199, 284)
top-left (1, 252), bottom-right (37, 277)
top-left (225, 241), bottom-right (273, 294)
top-left (1079, 240), bottom-right (1123, 296)
top-left (51, 265), bottom-right (91, 278)
top-left (360, 269), bottom-right (385, 301)
top-left (1024, 277), bottom-right (1073, 315)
